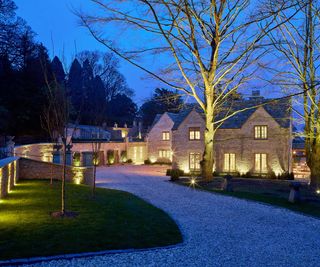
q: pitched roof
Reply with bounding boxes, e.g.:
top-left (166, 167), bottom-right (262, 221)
top-left (217, 98), bottom-right (291, 129)
top-left (150, 97), bottom-right (291, 131)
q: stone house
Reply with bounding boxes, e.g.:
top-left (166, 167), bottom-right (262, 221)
top-left (147, 97), bottom-right (292, 175)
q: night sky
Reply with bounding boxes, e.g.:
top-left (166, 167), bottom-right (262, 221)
top-left (14, 0), bottom-right (161, 105)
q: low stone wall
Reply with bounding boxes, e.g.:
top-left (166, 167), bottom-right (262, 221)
top-left (19, 158), bottom-right (93, 185)
top-left (14, 143), bottom-right (54, 163)
top-left (0, 157), bottom-right (19, 199)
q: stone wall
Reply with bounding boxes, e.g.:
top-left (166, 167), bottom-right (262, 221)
top-left (14, 143), bottom-right (54, 162)
top-left (147, 113), bottom-right (174, 163)
top-left (19, 158), bottom-right (93, 185)
top-left (170, 107), bottom-right (292, 174)
top-left (0, 157), bottom-right (19, 199)
top-left (14, 141), bottom-right (148, 166)
top-left (172, 110), bottom-right (205, 172)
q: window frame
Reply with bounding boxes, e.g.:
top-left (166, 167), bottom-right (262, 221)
top-left (158, 149), bottom-right (171, 159)
top-left (189, 152), bottom-right (201, 171)
top-left (254, 153), bottom-right (268, 173)
top-left (254, 125), bottom-right (268, 140)
top-left (223, 153), bottom-right (236, 172)
top-left (189, 127), bottom-right (201, 141)
top-left (162, 131), bottom-right (170, 141)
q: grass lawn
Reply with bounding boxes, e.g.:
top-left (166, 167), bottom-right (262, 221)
top-left (0, 180), bottom-right (182, 261)
top-left (174, 177), bottom-right (320, 218)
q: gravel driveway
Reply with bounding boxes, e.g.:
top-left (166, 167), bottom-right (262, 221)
top-left (30, 165), bottom-right (320, 267)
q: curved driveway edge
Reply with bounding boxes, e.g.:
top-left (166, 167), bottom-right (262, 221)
top-left (25, 165), bottom-right (320, 267)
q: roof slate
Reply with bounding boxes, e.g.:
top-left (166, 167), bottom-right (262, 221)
top-left (150, 97), bottom-right (291, 131)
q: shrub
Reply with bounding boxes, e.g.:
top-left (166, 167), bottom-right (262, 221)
top-left (170, 169), bottom-right (182, 181)
top-left (120, 151), bottom-right (127, 163)
top-left (241, 171), bottom-right (252, 178)
top-left (267, 170), bottom-right (277, 180)
top-left (277, 172), bottom-right (295, 180)
top-left (73, 152), bottom-right (81, 167)
top-left (127, 159), bottom-right (133, 164)
top-left (144, 159), bottom-right (151, 165)
top-left (107, 150), bottom-right (115, 165)
top-left (166, 169), bottom-right (171, 176)
top-left (167, 169), bottom-right (184, 178)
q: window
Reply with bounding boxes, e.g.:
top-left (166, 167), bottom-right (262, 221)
top-left (255, 153), bottom-right (267, 173)
top-left (189, 127), bottom-right (200, 140)
top-left (159, 150), bottom-right (171, 159)
top-left (224, 153), bottom-right (236, 172)
top-left (189, 152), bottom-right (201, 170)
top-left (162, 131), bottom-right (170, 141)
top-left (254, 125), bottom-right (268, 139)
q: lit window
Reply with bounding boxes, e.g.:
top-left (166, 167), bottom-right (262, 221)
top-left (254, 126), bottom-right (268, 139)
top-left (255, 153), bottom-right (267, 173)
top-left (189, 152), bottom-right (201, 170)
top-left (189, 128), bottom-right (200, 140)
top-left (224, 153), bottom-right (236, 172)
top-left (162, 131), bottom-right (170, 140)
top-left (159, 150), bottom-right (171, 158)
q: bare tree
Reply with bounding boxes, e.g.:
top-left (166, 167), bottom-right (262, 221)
top-left (42, 78), bottom-right (74, 216)
top-left (78, 0), bottom-right (300, 181)
top-left (264, 0), bottom-right (320, 190)
top-left (76, 50), bottom-right (134, 101)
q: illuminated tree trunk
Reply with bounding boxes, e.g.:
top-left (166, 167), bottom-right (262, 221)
top-left (202, 114), bottom-right (215, 181)
top-left (308, 139), bottom-right (320, 189)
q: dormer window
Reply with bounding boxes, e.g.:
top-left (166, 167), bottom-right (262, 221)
top-left (254, 125), bottom-right (268, 139)
top-left (162, 131), bottom-right (170, 141)
top-left (189, 127), bottom-right (200, 140)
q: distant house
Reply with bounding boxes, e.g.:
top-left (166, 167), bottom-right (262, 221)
top-left (147, 94), bottom-right (292, 175)
top-left (67, 124), bottom-right (111, 141)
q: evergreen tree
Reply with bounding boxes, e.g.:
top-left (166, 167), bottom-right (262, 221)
top-left (51, 56), bottom-right (65, 84)
top-left (106, 94), bottom-right (137, 126)
top-left (68, 59), bottom-right (83, 119)
top-left (140, 88), bottom-right (183, 126)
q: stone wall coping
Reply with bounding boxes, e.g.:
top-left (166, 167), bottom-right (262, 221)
top-left (14, 142), bottom-right (54, 148)
top-left (0, 157), bottom-right (20, 168)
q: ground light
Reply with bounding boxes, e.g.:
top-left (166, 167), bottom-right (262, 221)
top-left (316, 189), bottom-right (320, 195)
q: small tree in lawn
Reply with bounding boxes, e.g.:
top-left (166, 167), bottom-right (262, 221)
top-left (42, 76), bottom-right (74, 217)
top-left (78, 0), bottom-right (300, 181)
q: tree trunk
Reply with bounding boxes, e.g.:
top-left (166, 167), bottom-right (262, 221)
top-left (309, 143), bottom-right (320, 190)
top-left (201, 110), bottom-right (215, 181)
top-left (92, 164), bottom-right (96, 197)
top-left (61, 142), bottom-right (67, 215)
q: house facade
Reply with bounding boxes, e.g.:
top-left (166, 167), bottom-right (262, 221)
top-left (147, 97), bottom-right (292, 175)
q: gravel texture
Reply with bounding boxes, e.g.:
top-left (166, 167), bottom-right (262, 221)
top-left (25, 165), bottom-right (320, 267)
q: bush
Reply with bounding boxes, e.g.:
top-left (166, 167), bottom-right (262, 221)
top-left (170, 169), bottom-right (182, 181)
top-left (144, 159), bottom-right (151, 165)
top-left (167, 169), bottom-right (184, 178)
top-left (267, 170), bottom-right (277, 180)
top-left (241, 171), bottom-right (252, 178)
top-left (73, 152), bottom-right (81, 167)
top-left (120, 151), bottom-right (127, 163)
top-left (127, 159), bottom-right (133, 164)
top-left (107, 150), bottom-right (115, 165)
top-left (277, 172), bottom-right (295, 180)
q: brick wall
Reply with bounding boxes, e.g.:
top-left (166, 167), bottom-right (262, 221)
top-left (19, 158), bottom-right (93, 185)
top-left (14, 143), bottom-right (54, 162)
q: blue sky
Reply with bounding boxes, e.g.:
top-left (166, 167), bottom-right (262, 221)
top-left (14, 0), bottom-right (160, 105)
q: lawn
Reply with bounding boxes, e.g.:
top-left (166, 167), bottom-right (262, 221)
top-left (0, 180), bottom-right (182, 261)
top-left (174, 177), bottom-right (320, 218)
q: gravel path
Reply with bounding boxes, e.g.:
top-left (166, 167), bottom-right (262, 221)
top-left (28, 165), bottom-right (320, 267)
